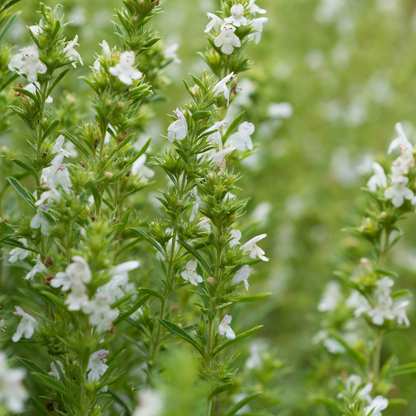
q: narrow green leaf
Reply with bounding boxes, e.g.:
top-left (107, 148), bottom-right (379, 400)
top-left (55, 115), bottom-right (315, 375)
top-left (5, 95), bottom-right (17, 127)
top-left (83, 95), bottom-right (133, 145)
top-left (214, 325), bottom-right (263, 355)
top-left (12, 158), bottom-right (37, 178)
top-left (238, 293), bottom-right (272, 303)
top-left (42, 119), bottom-right (60, 141)
top-left (224, 391), bottom-right (262, 416)
top-left (7, 176), bottom-right (36, 210)
top-left (385, 363), bottom-right (416, 378)
top-left (0, 11), bottom-right (20, 45)
top-left (30, 398), bottom-right (50, 416)
top-left (158, 318), bottom-right (203, 354)
top-left (327, 331), bottom-right (366, 368)
top-left (139, 287), bottom-right (164, 302)
top-left (222, 111), bottom-right (245, 142)
top-left (47, 69), bottom-right (71, 96)
top-left (209, 383), bottom-right (233, 400)
top-left (19, 358), bottom-right (48, 375)
top-left (129, 228), bottom-right (164, 254)
top-left (58, 130), bottom-right (93, 159)
top-left (113, 294), bottom-right (150, 325)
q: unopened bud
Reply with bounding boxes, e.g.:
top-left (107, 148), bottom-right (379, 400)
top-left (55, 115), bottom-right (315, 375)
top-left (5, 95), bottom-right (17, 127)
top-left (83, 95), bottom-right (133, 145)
top-left (359, 258), bottom-right (370, 268)
top-left (105, 172), bottom-right (113, 179)
top-left (176, 200), bottom-right (183, 206)
top-left (380, 212), bottom-right (387, 218)
top-left (14, 230), bottom-right (20, 235)
top-left (206, 277), bottom-right (215, 286)
top-left (106, 100), bottom-right (112, 107)
top-left (171, 304), bottom-right (179, 312)
top-left (31, 235), bottom-right (36, 239)
top-left (88, 172), bottom-right (94, 176)
top-left (42, 118), bottom-right (47, 125)
top-left (116, 101), bottom-right (124, 109)
top-left (1, 146), bottom-right (8, 153)
top-left (177, 323), bottom-right (182, 328)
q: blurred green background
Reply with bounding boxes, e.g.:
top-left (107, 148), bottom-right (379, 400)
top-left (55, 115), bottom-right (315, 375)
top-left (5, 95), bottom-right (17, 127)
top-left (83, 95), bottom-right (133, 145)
top-left (4, 0), bottom-right (416, 414)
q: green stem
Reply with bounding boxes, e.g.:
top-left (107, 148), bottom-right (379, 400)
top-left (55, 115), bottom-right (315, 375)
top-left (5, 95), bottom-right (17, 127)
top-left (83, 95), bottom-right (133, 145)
top-left (372, 330), bottom-right (382, 383)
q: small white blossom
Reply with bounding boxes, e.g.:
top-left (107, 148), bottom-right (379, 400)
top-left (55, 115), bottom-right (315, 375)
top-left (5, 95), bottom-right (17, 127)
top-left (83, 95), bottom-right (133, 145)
top-left (190, 186), bottom-right (205, 222)
top-left (132, 154), bottom-right (155, 181)
top-left (368, 295), bottom-right (394, 326)
top-left (268, 102), bottom-right (293, 119)
top-left (133, 389), bottom-right (164, 416)
top-left (24, 82), bottom-right (53, 103)
top-left (214, 23), bottom-right (241, 55)
top-left (9, 45), bottom-right (47, 83)
top-left (225, 4), bottom-right (248, 27)
top-left (219, 315), bottom-right (236, 340)
top-left (181, 260), bottom-right (203, 286)
top-left (29, 24), bottom-right (42, 35)
top-left (318, 281), bottom-right (342, 312)
top-left (50, 272), bottom-right (71, 291)
top-left (341, 375), bottom-right (373, 404)
top-left (67, 256), bottom-right (92, 284)
top-left (384, 175), bottom-right (413, 207)
top-left (82, 293), bottom-right (119, 333)
top-left (167, 108), bottom-right (188, 142)
top-left (393, 300), bottom-right (410, 327)
top-left (243, 234), bottom-right (268, 261)
top-left (197, 217), bottom-right (211, 233)
top-left (64, 35), bottom-right (83, 68)
top-left (87, 350), bottom-right (109, 383)
top-left (245, 342), bottom-right (266, 369)
top-left (48, 361), bottom-right (64, 380)
top-left (213, 72), bottom-right (236, 106)
top-left (52, 135), bottom-right (71, 158)
top-left (36, 187), bottom-right (61, 206)
top-left (248, 17), bottom-right (268, 44)
top-left (205, 12), bottom-right (223, 33)
top-left (225, 122), bottom-right (255, 151)
top-left (388, 123), bottom-right (413, 155)
top-left (346, 290), bottom-right (371, 317)
top-left (25, 254), bottom-right (47, 280)
top-left (0, 352), bottom-right (28, 413)
top-left (30, 204), bottom-right (52, 236)
top-left (93, 40), bottom-right (111, 70)
top-left (165, 43), bottom-right (181, 64)
top-left (367, 162), bottom-right (387, 192)
top-left (364, 396), bottom-right (388, 416)
top-left (65, 275), bottom-right (88, 311)
top-left (9, 239), bottom-right (29, 263)
top-left (248, 0), bottom-right (267, 14)
top-left (231, 265), bottom-right (252, 291)
top-left (375, 277), bottom-right (394, 297)
top-left (212, 146), bottom-right (236, 169)
top-left (110, 51), bottom-right (142, 85)
top-left (12, 306), bottom-right (37, 342)
top-left (229, 229), bottom-right (241, 247)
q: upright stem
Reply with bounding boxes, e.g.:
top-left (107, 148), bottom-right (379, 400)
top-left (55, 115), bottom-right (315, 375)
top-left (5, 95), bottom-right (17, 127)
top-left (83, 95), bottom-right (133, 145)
top-left (205, 316), bottom-right (214, 416)
top-left (372, 330), bottom-right (382, 383)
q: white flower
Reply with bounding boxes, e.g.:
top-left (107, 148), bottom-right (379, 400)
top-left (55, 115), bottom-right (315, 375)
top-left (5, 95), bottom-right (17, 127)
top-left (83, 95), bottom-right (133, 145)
top-left (225, 122), bottom-right (255, 151)
top-left (318, 281), bottom-right (342, 312)
top-left (205, 12), bottom-right (223, 33)
top-left (214, 23), bottom-right (241, 55)
top-left (9, 45), bottom-right (47, 83)
top-left (25, 254), bottom-right (47, 280)
top-left (245, 342), bottom-right (266, 369)
top-left (30, 204), bottom-right (52, 236)
top-left (0, 352), bottom-right (28, 413)
top-left (65, 275), bottom-right (88, 311)
top-left (225, 4), bottom-right (248, 27)
top-left (229, 229), bottom-right (242, 247)
top-left (64, 35), bottom-right (83, 68)
top-left (52, 135), bottom-right (71, 158)
top-left (213, 72), bottom-right (236, 106)
top-left (82, 293), bottom-right (119, 332)
top-left (29, 24), bottom-right (42, 35)
top-left (231, 265), bottom-right (252, 291)
top-left (133, 388), bottom-right (164, 416)
top-left (48, 361), bottom-right (64, 380)
top-left (393, 300), bottom-right (410, 327)
top-left (342, 375), bottom-right (373, 404)
top-left (24, 82), bottom-right (53, 103)
top-left (346, 291), bottom-right (371, 317)
top-left (197, 217), bottom-right (211, 233)
top-left (367, 162), bottom-right (387, 192)
top-left (181, 260), bottom-right (203, 286)
top-left (248, 17), bottom-right (268, 44)
top-left (165, 43), bottom-right (181, 64)
top-left (384, 175), bottom-right (413, 207)
top-left (212, 146), bottom-right (236, 169)
top-left (36, 187), bottom-right (61, 206)
top-left (368, 295), bottom-right (394, 326)
top-left (243, 234), bottom-right (268, 261)
top-left (66, 256), bottom-right (92, 284)
top-left (190, 186), bottom-right (204, 222)
top-left (167, 108), bottom-right (188, 142)
top-left (9, 239), bottom-right (29, 263)
top-left (268, 102), bottom-right (293, 119)
top-left (248, 0), bottom-right (267, 14)
top-left (323, 337), bottom-right (345, 354)
top-left (388, 123), bottom-right (413, 155)
top-left (364, 396), bottom-right (388, 416)
top-left (93, 40), bottom-right (111, 70)
top-left (132, 154), bottom-right (155, 180)
top-left (87, 350), bottom-right (109, 382)
top-left (219, 315), bottom-right (236, 340)
top-left (375, 277), bottom-right (394, 297)
top-left (50, 272), bottom-right (71, 291)
top-left (109, 51), bottom-right (142, 85)
top-left (12, 306), bottom-right (37, 342)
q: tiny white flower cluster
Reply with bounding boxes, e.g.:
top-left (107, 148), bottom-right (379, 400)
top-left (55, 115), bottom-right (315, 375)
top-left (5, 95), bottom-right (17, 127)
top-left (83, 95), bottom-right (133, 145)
top-left (205, 1), bottom-right (268, 55)
top-left (348, 276), bottom-right (410, 327)
top-left (0, 352), bottom-right (28, 413)
top-left (368, 123), bottom-right (416, 208)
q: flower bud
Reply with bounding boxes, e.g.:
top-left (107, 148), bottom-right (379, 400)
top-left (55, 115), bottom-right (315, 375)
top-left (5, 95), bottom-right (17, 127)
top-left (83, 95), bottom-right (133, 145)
top-left (116, 101), bottom-right (124, 109)
top-left (176, 200), bottom-right (183, 206)
top-left (380, 212), bottom-right (387, 219)
top-left (105, 172), bottom-right (113, 179)
top-left (14, 230), bottom-right (20, 235)
top-left (42, 118), bottom-right (47, 125)
top-left (206, 277), bottom-right (215, 286)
